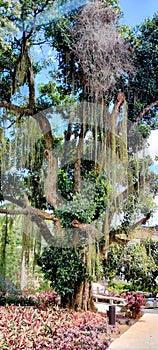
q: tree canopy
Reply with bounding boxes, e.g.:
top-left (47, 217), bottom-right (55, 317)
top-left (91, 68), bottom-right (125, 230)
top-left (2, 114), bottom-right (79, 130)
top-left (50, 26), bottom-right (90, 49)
top-left (0, 0), bottom-right (158, 308)
top-left (103, 240), bottom-right (158, 292)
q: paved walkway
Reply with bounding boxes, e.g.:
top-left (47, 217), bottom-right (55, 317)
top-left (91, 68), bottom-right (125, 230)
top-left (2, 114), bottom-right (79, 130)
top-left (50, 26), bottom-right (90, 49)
top-left (107, 310), bottom-right (158, 350)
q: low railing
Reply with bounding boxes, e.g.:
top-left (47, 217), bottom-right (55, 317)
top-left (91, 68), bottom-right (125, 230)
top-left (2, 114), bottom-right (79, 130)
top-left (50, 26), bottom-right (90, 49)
top-left (93, 293), bottom-right (127, 306)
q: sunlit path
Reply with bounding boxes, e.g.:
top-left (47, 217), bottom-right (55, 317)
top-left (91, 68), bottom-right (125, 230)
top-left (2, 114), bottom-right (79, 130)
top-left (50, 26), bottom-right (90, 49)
top-left (108, 310), bottom-right (158, 350)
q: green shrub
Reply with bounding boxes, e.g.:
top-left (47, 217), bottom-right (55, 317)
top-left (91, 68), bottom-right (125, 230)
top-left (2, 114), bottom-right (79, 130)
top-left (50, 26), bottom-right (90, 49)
top-left (38, 245), bottom-right (86, 307)
top-left (0, 293), bottom-right (39, 306)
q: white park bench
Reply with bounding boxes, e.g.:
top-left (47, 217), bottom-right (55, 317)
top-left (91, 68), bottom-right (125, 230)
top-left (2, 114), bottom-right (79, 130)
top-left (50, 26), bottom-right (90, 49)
top-left (92, 283), bottom-right (127, 308)
top-left (93, 293), bottom-right (127, 306)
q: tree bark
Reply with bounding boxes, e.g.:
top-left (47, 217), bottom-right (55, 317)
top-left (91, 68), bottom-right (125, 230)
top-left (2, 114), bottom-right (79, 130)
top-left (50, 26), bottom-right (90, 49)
top-left (136, 99), bottom-right (158, 122)
top-left (72, 278), bottom-right (97, 312)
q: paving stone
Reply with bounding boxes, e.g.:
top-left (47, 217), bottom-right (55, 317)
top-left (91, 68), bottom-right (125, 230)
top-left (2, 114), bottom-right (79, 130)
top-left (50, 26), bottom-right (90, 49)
top-left (107, 311), bottom-right (158, 350)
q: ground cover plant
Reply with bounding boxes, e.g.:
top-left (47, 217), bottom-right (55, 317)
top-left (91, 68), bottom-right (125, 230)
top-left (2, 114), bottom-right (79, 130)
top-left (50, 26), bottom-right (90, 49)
top-left (0, 290), bottom-right (58, 307)
top-left (0, 305), bottom-right (117, 350)
top-left (0, 288), bottom-right (146, 317)
top-left (0, 289), bottom-right (144, 349)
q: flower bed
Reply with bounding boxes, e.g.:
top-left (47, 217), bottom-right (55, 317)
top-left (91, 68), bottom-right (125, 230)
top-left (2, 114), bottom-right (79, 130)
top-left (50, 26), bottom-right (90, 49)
top-left (0, 306), bottom-right (111, 349)
top-left (0, 304), bottom-right (136, 349)
top-left (0, 290), bottom-right (144, 349)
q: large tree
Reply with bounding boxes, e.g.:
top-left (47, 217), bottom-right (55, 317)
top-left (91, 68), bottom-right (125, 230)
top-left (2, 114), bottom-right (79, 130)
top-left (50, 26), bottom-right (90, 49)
top-left (0, 0), bottom-right (157, 309)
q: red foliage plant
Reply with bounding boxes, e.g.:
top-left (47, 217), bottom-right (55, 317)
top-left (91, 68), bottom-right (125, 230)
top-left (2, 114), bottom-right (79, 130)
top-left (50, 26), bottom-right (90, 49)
top-left (122, 293), bottom-right (146, 318)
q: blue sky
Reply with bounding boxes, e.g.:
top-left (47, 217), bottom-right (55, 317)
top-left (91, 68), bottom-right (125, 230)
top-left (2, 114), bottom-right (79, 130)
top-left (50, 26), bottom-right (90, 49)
top-left (119, 0), bottom-right (158, 27)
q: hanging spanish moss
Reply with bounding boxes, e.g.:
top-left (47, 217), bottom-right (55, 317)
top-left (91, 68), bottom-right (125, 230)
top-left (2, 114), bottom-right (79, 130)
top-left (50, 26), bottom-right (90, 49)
top-left (1, 117), bottom-right (45, 205)
top-left (2, 118), bottom-right (42, 174)
top-left (0, 214), bottom-right (8, 290)
top-left (20, 214), bottom-right (42, 290)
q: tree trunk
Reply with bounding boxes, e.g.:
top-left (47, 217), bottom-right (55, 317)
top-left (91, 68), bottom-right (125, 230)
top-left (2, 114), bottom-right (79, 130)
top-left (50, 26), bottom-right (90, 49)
top-left (72, 278), bottom-right (97, 312)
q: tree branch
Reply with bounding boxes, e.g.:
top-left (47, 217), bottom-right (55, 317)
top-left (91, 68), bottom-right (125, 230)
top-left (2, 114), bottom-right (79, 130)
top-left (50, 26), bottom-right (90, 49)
top-left (136, 100), bottom-right (158, 122)
top-left (0, 196), bottom-right (59, 243)
top-left (72, 220), bottom-right (103, 240)
top-left (0, 101), bottom-right (54, 150)
top-left (33, 40), bottom-right (53, 45)
top-left (0, 102), bottom-right (33, 116)
top-left (25, 0), bottom-right (54, 40)
top-left (109, 231), bottom-right (128, 245)
top-left (33, 112), bottom-right (54, 150)
top-left (113, 91), bottom-right (125, 113)
top-left (71, 209), bottom-right (151, 247)
top-left (0, 207), bottom-right (59, 223)
top-left (108, 212), bottom-right (151, 246)
top-left (129, 212), bottom-right (151, 230)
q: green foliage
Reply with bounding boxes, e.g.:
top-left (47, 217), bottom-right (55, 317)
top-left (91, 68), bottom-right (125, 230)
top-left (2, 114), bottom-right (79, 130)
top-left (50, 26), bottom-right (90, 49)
top-left (103, 243), bottom-right (124, 281)
top-left (127, 13), bottom-right (158, 124)
top-left (144, 239), bottom-right (158, 266)
top-left (0, 215), bottom-right (21, 290)
top-left (137, 122), bottom-right (151, 138)
top-left (121, 194), bottom-right (138, 232)
top-left (108, 281), bottom-right (134, 294)
top-left (56, 190), bottom-right (97, 227)
top-left (122, 244), bottom-right (157, 290)
top-left (0, 293), bottom-right (40, 306)
top-left (57, 159), bottom-right (108, 227)
top-left (0, 214), bottom-right (44, 294)
top-left (103, 242), bottom-right (158, 291)
top-left (0, 0), bottom-right (21, 45)
top-left (153, 174), bottom-right (158, 195)
top-left (38, 245), bottom-right (86, 305)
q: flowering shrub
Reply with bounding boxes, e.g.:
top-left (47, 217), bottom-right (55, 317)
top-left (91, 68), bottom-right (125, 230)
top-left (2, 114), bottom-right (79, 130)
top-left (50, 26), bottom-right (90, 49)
top-left (122, 293), bottom-right (146, 318)
top-left (0, 290), bottom-right (59, 307)
top-left (34, 290), bottom-right (59, 307)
